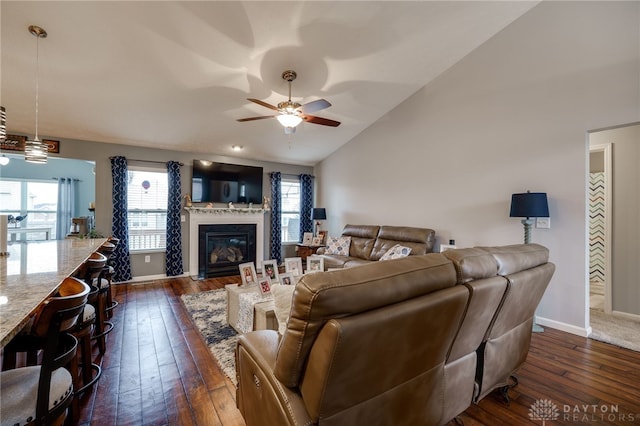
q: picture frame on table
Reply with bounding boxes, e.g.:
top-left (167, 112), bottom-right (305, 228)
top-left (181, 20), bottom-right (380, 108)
top-left (317, 230), bottom-right (328, 245)
top-left (311, 236), bottom-right (324, 246)
top-left (284, 257), bottom-right (303, 276)
top-left (257, 276), bottom-right (272, 295)
top-left (439, 244), bottom-right (457, 253)
top-left (261, 259), bottom-right (280, 283)
top-left (279, 272), bottom-right (295, 286)
top-left (302, 232), bottom-right (314, 245)
top-left (238, 262), bottom-right (257, 286)
top-left (306, 255), bottom-right (324, 273)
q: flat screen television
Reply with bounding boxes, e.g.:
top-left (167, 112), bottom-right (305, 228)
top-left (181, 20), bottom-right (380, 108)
top-left (191, 160), bottom-right (263, 204)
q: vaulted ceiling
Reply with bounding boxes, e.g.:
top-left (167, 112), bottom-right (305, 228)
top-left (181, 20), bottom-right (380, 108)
top-left (1, 1), bottom-right (537, 165)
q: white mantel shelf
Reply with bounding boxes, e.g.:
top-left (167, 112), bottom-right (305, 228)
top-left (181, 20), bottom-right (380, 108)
top-left (184, 207), bottom-right (269, 215)
top-left (186, 207), bottom-right (268, 279)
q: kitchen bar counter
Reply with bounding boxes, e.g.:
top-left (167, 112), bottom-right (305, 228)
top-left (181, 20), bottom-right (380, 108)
top-left (0, 238), bottom-right (107, 347)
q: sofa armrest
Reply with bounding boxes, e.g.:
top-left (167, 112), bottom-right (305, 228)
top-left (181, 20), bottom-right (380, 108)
top-left (236, 330), bottom-right (313, 426)
top-left (316, 247), bottom-right (326, 255)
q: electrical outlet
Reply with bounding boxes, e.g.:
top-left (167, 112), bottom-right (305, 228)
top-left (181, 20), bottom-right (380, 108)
top-left (535, 217), bottom-right (551, 229)
top-left (144, 255), bottom-right (151, 263)
top-left (181, 215), bottom-right (186, 222)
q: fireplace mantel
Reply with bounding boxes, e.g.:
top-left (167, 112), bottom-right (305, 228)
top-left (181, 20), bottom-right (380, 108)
top-left (185, 207), bottom-right (269, 216)
top-left (187, 207), bottom-right (268, 278)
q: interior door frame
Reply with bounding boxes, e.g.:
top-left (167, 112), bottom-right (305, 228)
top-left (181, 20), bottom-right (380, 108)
top-left (588, 142), bottom-right (612, 314)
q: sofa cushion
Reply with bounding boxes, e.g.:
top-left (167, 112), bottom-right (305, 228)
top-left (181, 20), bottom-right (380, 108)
top-left (379, 244), bottom-right (412, 261)
top-left (443, 247), bottom-right (499, 284)
top-left (479, 244), bottom-right (549, 275)
top-left (370, 226), bottom-right (436, 260)
top-left (325, 236), bottom-right (352, 256)
top-left (342, 224), bottom-right (379, 260)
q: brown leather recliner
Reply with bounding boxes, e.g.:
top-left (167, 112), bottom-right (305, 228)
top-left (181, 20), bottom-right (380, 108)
top-left (472, 244), bottom-right (555, 401)
top-left (236, 244), bottom-right (554, 425)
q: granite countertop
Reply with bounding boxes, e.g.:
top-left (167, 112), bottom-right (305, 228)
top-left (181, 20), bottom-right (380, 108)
top-left (0, 238), bottom-right (106, 347)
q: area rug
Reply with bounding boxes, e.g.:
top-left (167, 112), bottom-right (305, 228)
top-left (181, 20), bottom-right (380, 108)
top-left (589, 309), bottom-right (640, 352)
top-left (180, 289), bottom-right (238, 384)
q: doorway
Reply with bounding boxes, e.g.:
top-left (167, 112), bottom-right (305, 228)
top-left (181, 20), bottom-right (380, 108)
top-left (587, 123), bottom-right (640, 351)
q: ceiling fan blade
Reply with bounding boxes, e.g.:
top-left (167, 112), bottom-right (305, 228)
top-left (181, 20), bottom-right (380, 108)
top-left (247, 98), bottom-right (278, 111)
top-left (300, 99), bottom-right (331, 115)
top-left (303, 115), bottom-right (341, 127)
top-left (237, 115), bottom-right (276, 122)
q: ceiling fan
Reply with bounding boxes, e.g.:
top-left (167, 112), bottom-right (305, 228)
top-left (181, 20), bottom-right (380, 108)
top-left (237, 70), bottom-right (340, 134)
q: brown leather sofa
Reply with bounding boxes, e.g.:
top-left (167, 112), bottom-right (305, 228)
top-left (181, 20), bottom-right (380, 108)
top-left (235, 244), bottom-right (554, 425)
top-left (315, 224), bottom-right (436, 269)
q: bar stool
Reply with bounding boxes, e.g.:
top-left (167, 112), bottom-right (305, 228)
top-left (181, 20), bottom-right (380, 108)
top-left (59, 280), bottom-right (102, 413)
top-left (79, 252), bottom-right (113, 355)
top-left (0, 277), bottom-right (89, 426)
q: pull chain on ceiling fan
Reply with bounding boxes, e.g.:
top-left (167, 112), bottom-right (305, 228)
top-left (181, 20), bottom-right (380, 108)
top-left (238, 70), bottom-right (340, 134)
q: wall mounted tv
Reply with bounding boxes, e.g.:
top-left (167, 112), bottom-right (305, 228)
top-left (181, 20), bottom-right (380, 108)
top-left (191, 160), bottom-right (263, 204)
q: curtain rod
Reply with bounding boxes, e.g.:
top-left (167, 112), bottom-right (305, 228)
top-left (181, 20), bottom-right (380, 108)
top-left (108, 157), bottom-right (184, 166)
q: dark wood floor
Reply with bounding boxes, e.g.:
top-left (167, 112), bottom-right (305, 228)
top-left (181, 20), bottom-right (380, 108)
top-left (75, 276), bottom-right (640, 426)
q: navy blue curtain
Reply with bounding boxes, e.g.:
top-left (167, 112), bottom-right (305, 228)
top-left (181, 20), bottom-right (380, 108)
top-left (269, 172), bottom-right (282, 263)
top-left (166, 161), bottom-right (184, 276)
top-left (110, 156), bottom-right (132, 282)
top-left (299, 174), bottom-right (314, 239)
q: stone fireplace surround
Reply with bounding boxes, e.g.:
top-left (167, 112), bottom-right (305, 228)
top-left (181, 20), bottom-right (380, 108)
top-left (187, 207), bottom-right (267, 279)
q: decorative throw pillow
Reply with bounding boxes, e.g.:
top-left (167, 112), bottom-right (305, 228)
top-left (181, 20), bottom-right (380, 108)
top-left (325, 236), bottom-right (352, 256)
top-left (379, 244), bottom-right (412, 261)
top-left (271, 284), bottom-right (296, 335)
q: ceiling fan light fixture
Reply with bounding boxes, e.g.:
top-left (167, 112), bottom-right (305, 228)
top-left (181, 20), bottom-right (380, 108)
top-left (276, 113), bottom-right (303, 128)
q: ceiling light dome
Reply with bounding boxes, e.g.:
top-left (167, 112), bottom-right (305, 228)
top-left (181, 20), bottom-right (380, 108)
top-left (276, 113), bottom-right (303, 128)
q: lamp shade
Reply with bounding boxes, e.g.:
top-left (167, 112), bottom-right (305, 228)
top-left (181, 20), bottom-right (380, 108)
top-left (510, 192), bottom-right (549, 218)
top-left (311, 208), bottom-right (327, 221)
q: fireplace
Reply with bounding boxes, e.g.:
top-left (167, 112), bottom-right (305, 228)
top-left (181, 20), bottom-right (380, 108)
top-left (199, 224), bottom-right (256, 278)
top-left (187, 207), bottom-right (266, 279)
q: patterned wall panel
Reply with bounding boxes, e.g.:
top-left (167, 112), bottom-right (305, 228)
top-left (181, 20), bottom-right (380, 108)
top-left (589, 172), bottom-right (605, 283)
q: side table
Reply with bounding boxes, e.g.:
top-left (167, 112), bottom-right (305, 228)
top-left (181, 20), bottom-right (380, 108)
top-left (295, 244), bottom-right (323, 261)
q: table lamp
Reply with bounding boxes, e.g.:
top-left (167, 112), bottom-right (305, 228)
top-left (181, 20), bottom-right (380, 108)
top-left (509, 191), bottom-right (549, 244)
top-left (311, 208), bottom-right (326, 235)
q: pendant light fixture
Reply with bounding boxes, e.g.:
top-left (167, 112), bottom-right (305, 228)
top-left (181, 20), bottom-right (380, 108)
top-left (0, 106), bottom-right (6, 142)
top-left (24, 25), bottom-right (48, 164)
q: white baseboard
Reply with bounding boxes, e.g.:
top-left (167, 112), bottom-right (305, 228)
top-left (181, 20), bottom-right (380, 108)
top-left (611, 310), bottom-right (640, 321)
top-left (536, 316), bottom-right (591, 337)
top-left (116, 272), bottom-right (191, 285)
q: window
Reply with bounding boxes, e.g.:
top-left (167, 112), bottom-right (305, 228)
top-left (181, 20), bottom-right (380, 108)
top-left (127, 168), bottom-right (168, 251)
top-left (0, 179), bottom-right (59, 240)
top-left (281, 178), bottom-right (301, 243)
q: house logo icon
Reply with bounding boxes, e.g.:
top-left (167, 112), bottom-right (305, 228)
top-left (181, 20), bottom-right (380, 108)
top-left (529, 399), bottom-right (560, 425)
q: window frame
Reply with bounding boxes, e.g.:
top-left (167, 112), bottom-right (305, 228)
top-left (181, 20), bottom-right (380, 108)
top-left (126, 165), bottom-right (168, 253)
top-left (0, 178), bottom-right (59, 240)
top-left (280, 176), bottom-right (301, 245)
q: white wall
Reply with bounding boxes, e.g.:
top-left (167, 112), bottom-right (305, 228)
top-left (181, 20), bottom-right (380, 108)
top-left (316, 2), bottom-right (640, 334)
top-left (590, 124), bottom-right (640, 316)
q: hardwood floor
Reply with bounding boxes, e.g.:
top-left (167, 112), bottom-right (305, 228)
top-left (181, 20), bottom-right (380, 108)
top-left (76, 277), bottom-right (640, 425)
